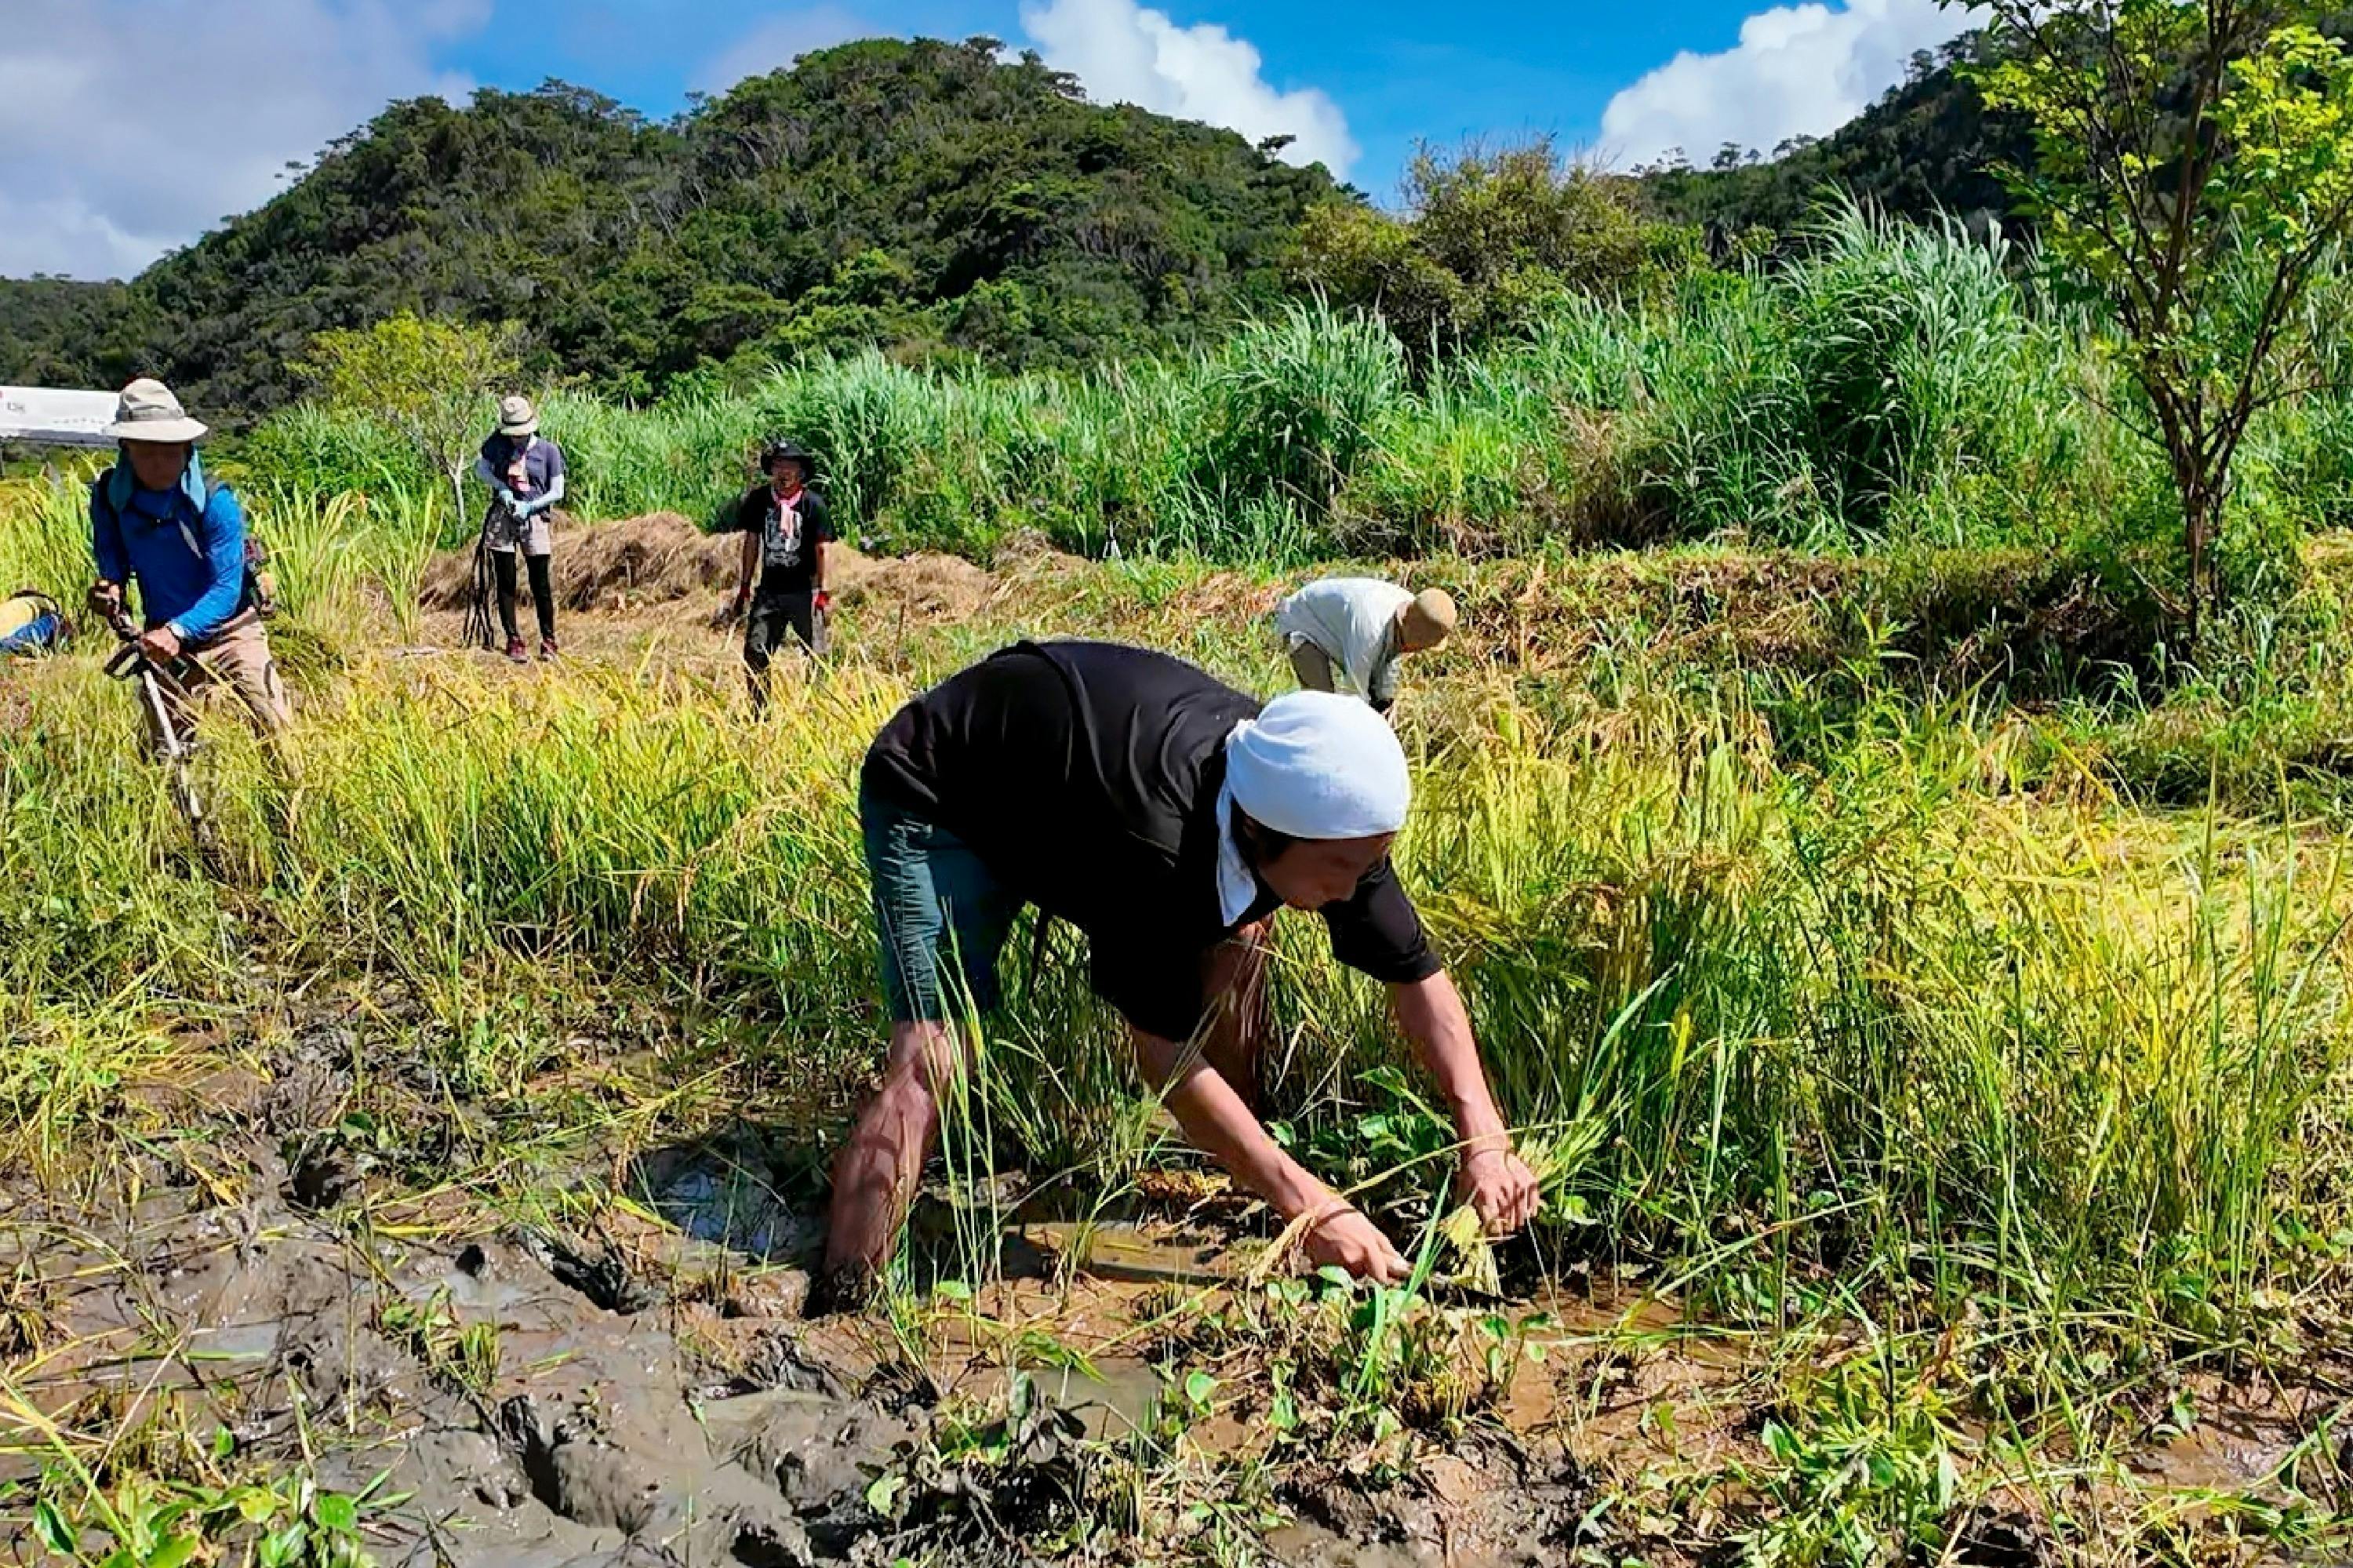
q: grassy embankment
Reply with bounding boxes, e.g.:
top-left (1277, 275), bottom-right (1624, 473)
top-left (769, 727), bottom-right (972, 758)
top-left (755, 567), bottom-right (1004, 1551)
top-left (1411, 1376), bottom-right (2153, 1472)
top-left (225, 206), bottom-right (2353, 570)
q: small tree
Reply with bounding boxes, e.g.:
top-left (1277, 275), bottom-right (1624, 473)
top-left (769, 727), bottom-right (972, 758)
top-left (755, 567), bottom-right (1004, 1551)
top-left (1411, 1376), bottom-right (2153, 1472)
top-left (1289, 140), bottom-right (1682, 365)
top-left (1969, 0), bottom-right (2353, 634)
top-left (299, 313), bottom-right (523, 532)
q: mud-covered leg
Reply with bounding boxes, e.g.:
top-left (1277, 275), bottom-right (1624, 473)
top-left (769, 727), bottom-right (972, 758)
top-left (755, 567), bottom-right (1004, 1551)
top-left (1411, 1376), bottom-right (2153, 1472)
top-left (743, 595), bottom-right (778, 713)
top-left (819, 1020), bottom-right (967, 1307)
top-left (1287, 638), bottom-right (1337, 693)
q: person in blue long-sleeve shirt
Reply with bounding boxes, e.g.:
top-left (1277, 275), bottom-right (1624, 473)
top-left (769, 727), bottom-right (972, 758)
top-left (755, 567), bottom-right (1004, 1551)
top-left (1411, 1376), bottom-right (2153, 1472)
top-left (88, 378), bottom-right (292, 740)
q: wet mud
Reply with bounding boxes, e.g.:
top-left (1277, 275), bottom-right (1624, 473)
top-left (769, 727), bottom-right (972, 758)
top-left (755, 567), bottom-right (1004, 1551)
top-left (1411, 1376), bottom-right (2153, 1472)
top-left (0, 1072), bottom-right (1587, 1568)
top-left (2, 1170), bottom-right (911, 1566)
top-left (2, 1024), bottom-right (2334, 1567)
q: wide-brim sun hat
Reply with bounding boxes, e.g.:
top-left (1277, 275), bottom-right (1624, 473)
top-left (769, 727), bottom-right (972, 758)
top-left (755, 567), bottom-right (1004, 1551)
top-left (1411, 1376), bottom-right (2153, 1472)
top-left (104, 377), bottom-right (208, 444)
top-left (1225, 690), bottom-right (1411, 840)
top-left (497, 395), bottom-right (539, 437)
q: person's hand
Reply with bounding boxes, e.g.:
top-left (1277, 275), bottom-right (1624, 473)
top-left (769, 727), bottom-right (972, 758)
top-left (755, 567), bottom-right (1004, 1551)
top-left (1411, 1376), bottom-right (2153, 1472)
top-left (1302, 1202), bottom-right (1409, 1283)
top-left (496, 486), bottom-right (518, 510)
top-left (813, 589), bottom-right (831, 613)
top-left (1453, 1143), bottom-right (1541, 1237)
top-left (712, 592), bottom-right (747, 630)
top-left (87, 581), bottom-right (123, 620)
top-left (138, 624), bottom-right (183, 664)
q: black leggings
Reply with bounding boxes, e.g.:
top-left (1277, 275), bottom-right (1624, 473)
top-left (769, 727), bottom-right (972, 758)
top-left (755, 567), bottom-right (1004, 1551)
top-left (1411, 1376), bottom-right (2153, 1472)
top-left (493, 550), bottom-right (555, 642)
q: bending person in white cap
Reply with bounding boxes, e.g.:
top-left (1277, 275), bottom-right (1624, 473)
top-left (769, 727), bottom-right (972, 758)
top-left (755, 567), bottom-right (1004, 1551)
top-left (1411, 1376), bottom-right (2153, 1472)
top-left (1275, 577), bottom-right (1457, 717)
top-left (88, 377), bottom-right (293, 743)
top-left (820, 639), bottom-right (1539, 1311)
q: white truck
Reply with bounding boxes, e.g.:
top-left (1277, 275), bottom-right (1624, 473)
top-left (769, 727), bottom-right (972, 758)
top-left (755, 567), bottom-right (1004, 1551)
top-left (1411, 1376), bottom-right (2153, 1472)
top-left (0, 385), bottom-right (119, 448)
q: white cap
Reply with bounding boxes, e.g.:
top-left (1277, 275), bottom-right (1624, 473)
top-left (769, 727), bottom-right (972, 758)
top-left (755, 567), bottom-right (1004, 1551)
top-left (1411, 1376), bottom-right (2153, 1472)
top-left (1224, 690), bottom-right (1411, 839)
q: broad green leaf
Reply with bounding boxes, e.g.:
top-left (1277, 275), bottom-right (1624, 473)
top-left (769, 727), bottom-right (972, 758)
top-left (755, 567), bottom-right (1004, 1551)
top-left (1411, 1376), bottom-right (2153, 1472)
top-left (144, 1537), bottom-right (199, 1568)
top-left (31, 1500), bottom-right (76, 1554)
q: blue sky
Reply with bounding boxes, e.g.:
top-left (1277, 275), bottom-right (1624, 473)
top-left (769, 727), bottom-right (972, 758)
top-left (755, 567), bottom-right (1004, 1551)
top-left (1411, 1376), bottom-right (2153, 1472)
top-left (460, 0), bottom-right (1731, 202)
top-left (4, 0), bottom-right (1966, 280)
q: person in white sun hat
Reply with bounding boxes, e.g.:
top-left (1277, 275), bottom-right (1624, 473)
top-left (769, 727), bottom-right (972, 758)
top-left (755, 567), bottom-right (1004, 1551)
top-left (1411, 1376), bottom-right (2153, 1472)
top-left (472, 393), bottom-right (568, 662)
top-left (816, 639), bottom-right (1540, 1312)
top-left (87, 377), bottom-right (293, 744)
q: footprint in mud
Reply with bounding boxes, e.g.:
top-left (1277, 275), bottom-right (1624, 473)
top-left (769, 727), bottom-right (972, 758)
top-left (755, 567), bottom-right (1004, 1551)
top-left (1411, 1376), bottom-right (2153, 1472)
top-left (522, 1229), bottom-right (664, 1315)
top-left (475, 1380), bottom-right (925, 1567)
top-left (283, 1141), bottom-right (360, 1211)
top-left (496, 1396), bottom-right (669, 1534)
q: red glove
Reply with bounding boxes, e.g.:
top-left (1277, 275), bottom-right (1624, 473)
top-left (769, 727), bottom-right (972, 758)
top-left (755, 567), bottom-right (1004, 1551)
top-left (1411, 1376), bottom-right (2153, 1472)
top-left (813, 590), bottom-right (831, 612)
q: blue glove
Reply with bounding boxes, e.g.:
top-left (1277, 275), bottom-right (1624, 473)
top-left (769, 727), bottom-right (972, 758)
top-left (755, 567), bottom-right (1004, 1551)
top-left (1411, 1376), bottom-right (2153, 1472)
top-left (495, 486), bottom-right (518, 510)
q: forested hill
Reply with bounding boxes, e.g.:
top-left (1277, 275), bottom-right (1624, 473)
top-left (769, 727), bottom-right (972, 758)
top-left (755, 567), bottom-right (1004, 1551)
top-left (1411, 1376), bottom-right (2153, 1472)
top-left (1638, 35), bottom-right (2033, 242)
top-left (6, 37), bottom-right (1337, 418)
top-left (0, 278), bottom-right (144, 393)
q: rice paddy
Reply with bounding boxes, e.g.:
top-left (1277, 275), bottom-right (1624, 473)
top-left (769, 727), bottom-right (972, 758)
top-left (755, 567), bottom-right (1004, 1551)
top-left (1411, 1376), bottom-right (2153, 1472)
top-left (6, 217), bottom-right (2353, 1565)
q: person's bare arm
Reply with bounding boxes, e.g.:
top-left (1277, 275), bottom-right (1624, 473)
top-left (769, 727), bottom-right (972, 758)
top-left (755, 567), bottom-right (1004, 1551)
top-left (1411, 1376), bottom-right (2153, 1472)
top-left (813, 537), bottom-right (827, 596)
top-left (736, 529), bottom-right (758, 603)
top-left (1390, 970), bottom-right (1540, 1234)
top-left (1132, 1029), bottom-right (1406, 1280)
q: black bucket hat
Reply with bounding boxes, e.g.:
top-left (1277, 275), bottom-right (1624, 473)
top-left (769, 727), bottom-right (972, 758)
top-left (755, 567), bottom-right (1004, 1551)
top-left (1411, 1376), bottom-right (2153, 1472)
top-left (760, 437), bottom-right (816, 476)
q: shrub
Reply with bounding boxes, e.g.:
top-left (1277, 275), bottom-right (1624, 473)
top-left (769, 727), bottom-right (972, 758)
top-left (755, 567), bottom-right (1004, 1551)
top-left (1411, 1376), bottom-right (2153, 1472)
top-left (1289, 139), bottom-right (1689, 363)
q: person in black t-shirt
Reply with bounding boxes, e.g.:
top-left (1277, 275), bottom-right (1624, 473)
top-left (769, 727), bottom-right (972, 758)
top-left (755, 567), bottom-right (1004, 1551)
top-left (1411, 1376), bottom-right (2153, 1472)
top-left (818, 639), bottom-right (1540, 1310)
top-left (725, 438), bottom-right (834, 710)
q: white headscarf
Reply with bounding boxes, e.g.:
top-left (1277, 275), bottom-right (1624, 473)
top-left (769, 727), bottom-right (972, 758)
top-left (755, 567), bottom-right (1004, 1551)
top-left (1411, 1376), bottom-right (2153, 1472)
top-left (1224, 690), bottom-right (1411, 840)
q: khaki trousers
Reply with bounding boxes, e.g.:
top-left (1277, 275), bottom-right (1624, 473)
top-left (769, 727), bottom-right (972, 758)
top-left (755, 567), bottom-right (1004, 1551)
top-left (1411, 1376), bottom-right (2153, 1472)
top-left (1286, 635), bottom-right (1337, 693)
top-left (147, 614), bottom-right (293, 751)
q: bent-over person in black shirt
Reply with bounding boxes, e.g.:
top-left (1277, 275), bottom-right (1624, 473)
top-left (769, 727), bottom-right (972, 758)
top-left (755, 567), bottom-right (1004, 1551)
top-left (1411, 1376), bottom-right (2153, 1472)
top-left (822, 639), bottom-right (1539, 1308)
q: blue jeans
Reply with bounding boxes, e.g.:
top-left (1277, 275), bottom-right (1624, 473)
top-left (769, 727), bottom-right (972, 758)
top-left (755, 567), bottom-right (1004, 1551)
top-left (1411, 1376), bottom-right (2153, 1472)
top-left (861, 787), bottom-right (1020, 1023)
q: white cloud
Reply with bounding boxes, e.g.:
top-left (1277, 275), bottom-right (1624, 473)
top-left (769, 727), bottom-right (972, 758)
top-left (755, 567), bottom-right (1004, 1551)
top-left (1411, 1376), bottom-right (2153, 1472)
top-left (693, 7), bottom-right (869, 94)
top-left (0, 0), bottom-right (483, 282)
top-left (0, 193), bottom-right (171, 283)
top-left (1600, 0), bottom-right (1967, 168)
top-left (1020, 0), bottom-right (1358, 179)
